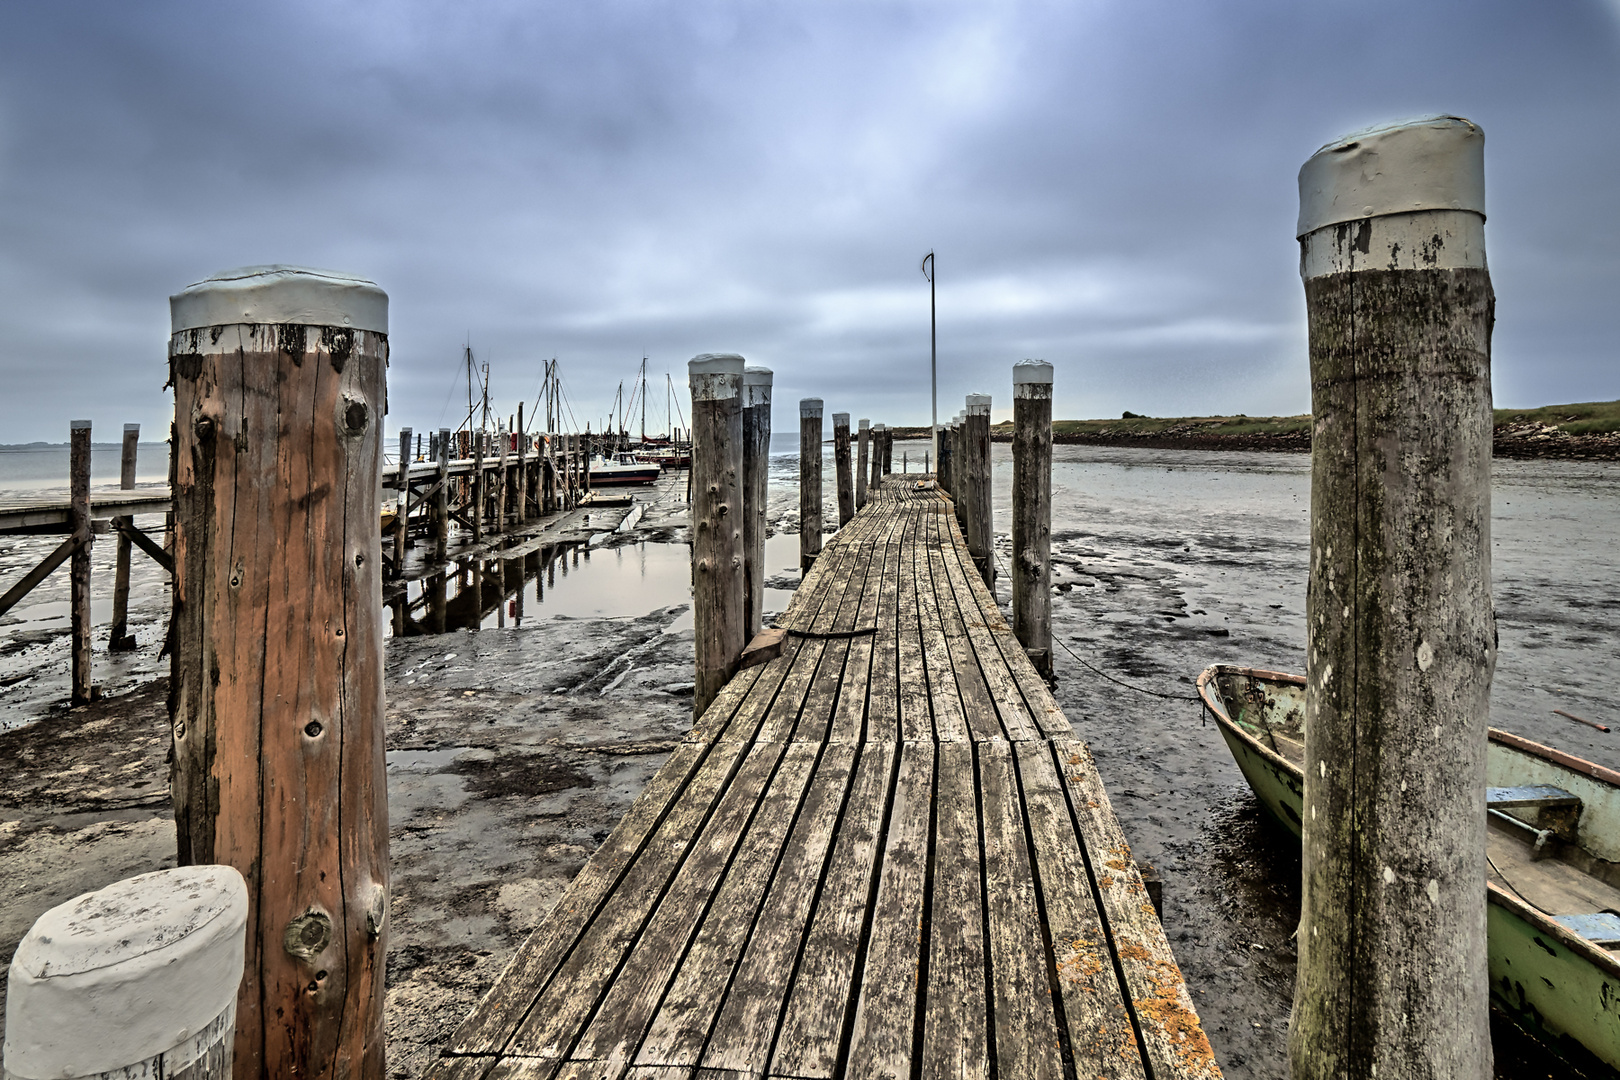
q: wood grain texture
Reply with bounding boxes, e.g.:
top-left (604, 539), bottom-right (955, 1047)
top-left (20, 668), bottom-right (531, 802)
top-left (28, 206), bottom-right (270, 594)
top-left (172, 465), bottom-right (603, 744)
top-left (169, 324), bottom-right (389, 1079)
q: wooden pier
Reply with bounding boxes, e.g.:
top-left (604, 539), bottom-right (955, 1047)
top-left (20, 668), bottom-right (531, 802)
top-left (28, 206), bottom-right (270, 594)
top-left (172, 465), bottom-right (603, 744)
top-left (426, 477), bottom-right (1218, 1080)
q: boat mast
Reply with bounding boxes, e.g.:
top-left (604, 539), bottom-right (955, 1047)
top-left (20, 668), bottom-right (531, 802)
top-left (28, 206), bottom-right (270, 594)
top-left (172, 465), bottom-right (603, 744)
top-left (640, 356), bottom-right (647, 445)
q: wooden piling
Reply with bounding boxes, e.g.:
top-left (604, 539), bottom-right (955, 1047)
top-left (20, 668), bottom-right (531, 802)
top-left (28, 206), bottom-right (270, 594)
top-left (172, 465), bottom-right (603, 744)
top-left (472, 422), bottom-right (486, 541)
top-left (689, 354), bottom-right (746, 719)
top-left (435, 428), bottom-right (450, 562)
top-left (833, 412), bottom-right (854, 527)
top-left (167, 265), bottom-right (390, 1079)
top-left (880, 423), bottom-right (893, 474)
top-left (1290, 116), bottom-right (1494, 1080)
top-left (394, 428), bottom-right (411, 576)
top-left (742, 366), bottom-right (772, 642)
top-left (516, 406), bottom-right (528, 524)
top-left (496, 424), bottom-right (509, 533)
top-left (109, 422), bottom-right (140, 651)
top-left (799, 398), bottom-right (823, 571)
top-left (857, 418), bottom-right (870, 510)
top-left (69, 420), bottom-right (92, 706)
top-left (964, 394), bottom-right (993, 588)
top-left (1011, 362), bottom-right (1053, 679)
top-left (870, 424), bottom-right (885, 490)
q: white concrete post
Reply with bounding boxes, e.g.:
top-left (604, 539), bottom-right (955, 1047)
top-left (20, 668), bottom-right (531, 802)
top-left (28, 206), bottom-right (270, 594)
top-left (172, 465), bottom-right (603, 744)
top-left (4, 866), bottom-right (248, 1080)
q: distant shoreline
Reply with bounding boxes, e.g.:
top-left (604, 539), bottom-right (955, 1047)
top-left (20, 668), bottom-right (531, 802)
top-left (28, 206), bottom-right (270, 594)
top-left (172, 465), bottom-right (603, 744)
top-left (882, 399), bottom-right (1620, 461)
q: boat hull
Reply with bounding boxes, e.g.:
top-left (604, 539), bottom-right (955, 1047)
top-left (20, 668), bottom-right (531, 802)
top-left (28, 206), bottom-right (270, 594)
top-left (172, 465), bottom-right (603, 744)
top-left (589, 466), bottom-right (660, 486)
top-left (1199, 664), bottom-right (1620, 1072)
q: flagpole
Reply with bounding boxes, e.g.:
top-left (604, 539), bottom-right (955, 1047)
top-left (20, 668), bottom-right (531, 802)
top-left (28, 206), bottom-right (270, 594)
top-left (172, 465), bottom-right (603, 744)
top-left (923, 251), bottom-right (937, 473)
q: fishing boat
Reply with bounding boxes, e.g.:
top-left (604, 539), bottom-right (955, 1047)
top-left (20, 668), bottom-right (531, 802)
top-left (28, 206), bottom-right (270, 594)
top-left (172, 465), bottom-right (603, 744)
top-left (588, 451), bottom-right (660, 486)
top-left (1198, 663), bottom-right (1620, 1071)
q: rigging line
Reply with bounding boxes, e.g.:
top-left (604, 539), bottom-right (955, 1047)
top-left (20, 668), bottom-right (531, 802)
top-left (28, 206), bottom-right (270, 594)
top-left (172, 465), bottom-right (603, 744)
top-left (1486, 853), bottom-right (1557, 919)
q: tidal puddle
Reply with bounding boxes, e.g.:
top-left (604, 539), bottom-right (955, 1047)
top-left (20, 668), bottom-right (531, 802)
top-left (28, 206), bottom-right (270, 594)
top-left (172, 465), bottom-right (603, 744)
top-left (388, 536), bottom-right (800, 637)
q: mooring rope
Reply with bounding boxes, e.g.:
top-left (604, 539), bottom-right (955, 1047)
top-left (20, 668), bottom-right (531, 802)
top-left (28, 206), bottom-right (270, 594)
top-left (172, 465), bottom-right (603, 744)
top-left (785, 626), bottom-right (879, 640)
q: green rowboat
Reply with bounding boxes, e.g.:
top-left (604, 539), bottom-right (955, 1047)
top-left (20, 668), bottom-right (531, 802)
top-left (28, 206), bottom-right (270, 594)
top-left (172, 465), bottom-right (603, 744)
top-left (1198, 663), bottom-right (1620, 1073)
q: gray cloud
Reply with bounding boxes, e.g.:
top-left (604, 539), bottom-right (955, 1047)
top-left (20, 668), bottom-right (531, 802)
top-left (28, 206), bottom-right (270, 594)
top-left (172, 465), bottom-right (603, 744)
top-left (1, 0), bottom-right (1616, 442)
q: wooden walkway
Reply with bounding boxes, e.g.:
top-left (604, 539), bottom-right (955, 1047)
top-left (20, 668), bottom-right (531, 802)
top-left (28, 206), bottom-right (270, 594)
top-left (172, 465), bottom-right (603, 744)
top-left (426, 479), bottom-right (1220, 1080)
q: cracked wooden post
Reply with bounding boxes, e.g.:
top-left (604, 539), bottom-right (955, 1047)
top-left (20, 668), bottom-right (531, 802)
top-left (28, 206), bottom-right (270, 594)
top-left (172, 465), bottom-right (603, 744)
top-left (432, 428), bottom-right (450, 634)
top-left (393, 427), bottom-right (411, 577)
top-left (690, 354), bottom-right (746, 719)
top-left (799, 398), bottom-right (823, 571)
top-left (856, 418), bottom-right (870, 510)
top-left (868, 424), bottom-right (884, 492)
top-left (69, 419), bottom-right (93, 705)
top-left (1290, 116), bottom-right (1494, 1080)
top-left (516, 405), bottom-right (528, 524)
top-left (742, 366), bottom-right (772, 642)
top-left (168, 266), bottom-right (390, 1080)
top-left (964, 395), bottom-right (993, 589)
top-left (880, 423), bottom-right (893, 475)
top-left (938, 414), bottom-right (953, 497)
top-left (833, 411), bottom-right (854, 528)
top-left (109, 422), bottom-right (140, 652)
top-left (1012, 361), bottom-right (1053, 679)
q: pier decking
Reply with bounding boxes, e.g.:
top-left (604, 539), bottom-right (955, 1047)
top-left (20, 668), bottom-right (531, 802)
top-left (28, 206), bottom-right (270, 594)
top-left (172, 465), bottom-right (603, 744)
top-left (427, 479), bottom-right (1218, 1080)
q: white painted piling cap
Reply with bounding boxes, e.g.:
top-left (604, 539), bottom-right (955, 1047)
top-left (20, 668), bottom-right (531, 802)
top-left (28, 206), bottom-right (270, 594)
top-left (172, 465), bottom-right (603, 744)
top-left (689, 353), bottom-right (746, 376)
top-left (800, 398), bottom-right (823, 417)
top-left (966, 394), bottom-right (991, 414)
top-left (743, 365), bottom-right (773, 386)
top-left (1297, 115), bottom-right (1484, 238)
top-left (1013, 359), bottom-right (1053, 385)
top-left (833, 412), bottom-right (850, 425)
top-left (4, 866), bottom-right (248, 1079)
top-left (873, 423), bottom-right (886, 431)
top-left (170, 265), bottom-right (388, 334)
top-left (859, 418), bottom-right (869, 430)
top-left (123, 423), bottom-right (141, 433)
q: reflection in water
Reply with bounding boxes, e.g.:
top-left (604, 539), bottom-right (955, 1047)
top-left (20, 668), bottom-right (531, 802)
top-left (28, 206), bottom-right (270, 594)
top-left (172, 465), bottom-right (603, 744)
top-left (387, 539), bottom-right (701, 636)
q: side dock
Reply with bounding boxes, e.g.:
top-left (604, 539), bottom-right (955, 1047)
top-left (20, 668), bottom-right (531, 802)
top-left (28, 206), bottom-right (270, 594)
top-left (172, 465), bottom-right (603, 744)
top-left (428, 478), bottom-right (1218, 1080)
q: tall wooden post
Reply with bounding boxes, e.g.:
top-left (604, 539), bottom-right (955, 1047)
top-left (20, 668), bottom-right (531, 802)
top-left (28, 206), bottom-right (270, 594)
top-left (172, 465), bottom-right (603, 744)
top-left (856, 419), bottom-right (870, 510)
top-left (799, 398), bottom-right (823, 571)
top-left (742, 366), bottom-right (772, 642)
top-left (1290, 116), bottom-right (1494, 1080)
top-left (880, 425), bottom-right (893, 475)
top-left (435, 428), bottom-right (450, 562)
top-left (69, 420), bottom-right (93, 705)
top-left (1012, 362), bottom-right (1053, 678)
top-left (516, 405), bottom-right (528, 524)
top-left (964, 393), bottom-right (993, 588)
top-left (870, 424), bottom-right (884, 491)
top-left (689, 354), bottom-right (746, 719)
top-left (833, 412), bottom-right (854, 527)
top-left (951, 414), bottom-right (968, 530)
top-left (472, 421), bottom-right (485, 541)
top-left (496, 425), bottom-right (509, 533)
top-left (938, 415), bottom-right (952, 497)
top-left (168, 266), bottom-right (390, 1080)
top-left (394, 428), bottom-right (411, 576)
top-left (109, 422), bottom-right (141, 651)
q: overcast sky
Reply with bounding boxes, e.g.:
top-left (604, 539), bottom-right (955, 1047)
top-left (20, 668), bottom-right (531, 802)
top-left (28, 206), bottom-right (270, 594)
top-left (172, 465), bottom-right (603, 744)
top-left (1, 1), bottom-right (1616, 443)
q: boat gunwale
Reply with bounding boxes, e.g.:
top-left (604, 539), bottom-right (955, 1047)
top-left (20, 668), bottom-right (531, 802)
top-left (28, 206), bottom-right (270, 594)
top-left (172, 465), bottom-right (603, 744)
top-left (1196, 662), bottom-right (1620, 982)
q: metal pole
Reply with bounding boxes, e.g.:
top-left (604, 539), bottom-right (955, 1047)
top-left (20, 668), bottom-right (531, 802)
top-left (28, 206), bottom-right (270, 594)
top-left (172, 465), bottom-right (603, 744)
top-left (924, 251), bottom-right (937, 474)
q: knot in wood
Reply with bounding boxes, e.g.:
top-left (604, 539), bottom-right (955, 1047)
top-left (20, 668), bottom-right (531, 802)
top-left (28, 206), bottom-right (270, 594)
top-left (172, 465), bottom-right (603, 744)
top-left (284, 909), bottom-right (333, 963)
top-left (342, 397), bottom-right (370, 436)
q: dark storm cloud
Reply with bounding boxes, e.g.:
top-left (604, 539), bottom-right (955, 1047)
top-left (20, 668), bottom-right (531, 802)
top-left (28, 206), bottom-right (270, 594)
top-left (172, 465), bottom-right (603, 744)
top-left (1, 0), bottom-right (1616, 442)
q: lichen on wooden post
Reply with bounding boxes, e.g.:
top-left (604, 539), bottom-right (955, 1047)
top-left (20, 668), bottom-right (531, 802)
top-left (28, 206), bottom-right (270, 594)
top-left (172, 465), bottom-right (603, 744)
top-left (689, 354), bottom-right (746, 719)
top-left (1290, 116), bottom-right (1494, 1080)
top-left (1012, 361), bottom-right (1053, 679)
top-left (869, 424), bottom-right (884, 492)
top-left (168, 265), bottom-right (391, 1080)
top-left (799, 398), bottom-right (823, 572)
top-left (963, 395), bottom-right (993, 589)
top-left (742, 366), bottom-right (772, 642)
top-left (68, 419), bottom-right (92, 705)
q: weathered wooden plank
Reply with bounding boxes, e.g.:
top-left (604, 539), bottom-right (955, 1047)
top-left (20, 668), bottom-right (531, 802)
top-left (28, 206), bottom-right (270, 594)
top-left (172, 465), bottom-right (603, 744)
top-left (508, 741), bottom-right (782, 1063)
top-left (448, 741), bottom-right (727, 1055)
top-left (568, 743), bottom-right (821, 1068)
top-left (926, 506), bottom-right (1005, 744)
top-left (792, 526), bottom-right (879, 745)
top-left (1012, 743), bottom-right (1146, 1080)
top-left (913, 509), bottom-right (968, 744)
top-left (860, 514), bottom-right (904, 744)
top-left (977, 741), bottom-right (1064, 1080)
top-left (894, 513), bottom-right (932, 742)
top-left (424, 1055), bottom-right (500, 1080)
top-left (1052, 738), bottom-right (1220, 1080)
top-left (829, 537), bottom-right (886, 744)
top-left (760, 742), bottom-right (896, 1079)
top-left (640, 744), bottom-right (856, 1072)
top-left (754, 538), bottom-right (864, 742)
top-left (921, 741), bottom-right (987, 1079)
top-left (935, 524), bottom-right (1040, 742)
top-left (842, 740), bottom-right (933, 1077)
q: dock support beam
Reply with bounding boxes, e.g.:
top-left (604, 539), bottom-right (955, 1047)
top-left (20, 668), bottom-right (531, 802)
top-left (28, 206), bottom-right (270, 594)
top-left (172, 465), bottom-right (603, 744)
top-left (856, 419), bottom-right (870, 510)
top-left (833, 411), bottom-right (854, 528)
top-left (1012, 361), bottom-right (1053, 679)
top-left (69, 420), bottom-right (92, 705)
top-left (690, 354), bottom-right (747, 719)
top-left (109, 422), bottom-right (140, 651)
top-left (1290, 116), bottom-right (1494, 1080)
top-left (168, 266), bottom-right (391, 1080)
top-left (799, 398), bottom-right (823, 571)
top-left (394, 427), bottom-right (411, 577)
top-left (742, 366), bottom-right (773, 642)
